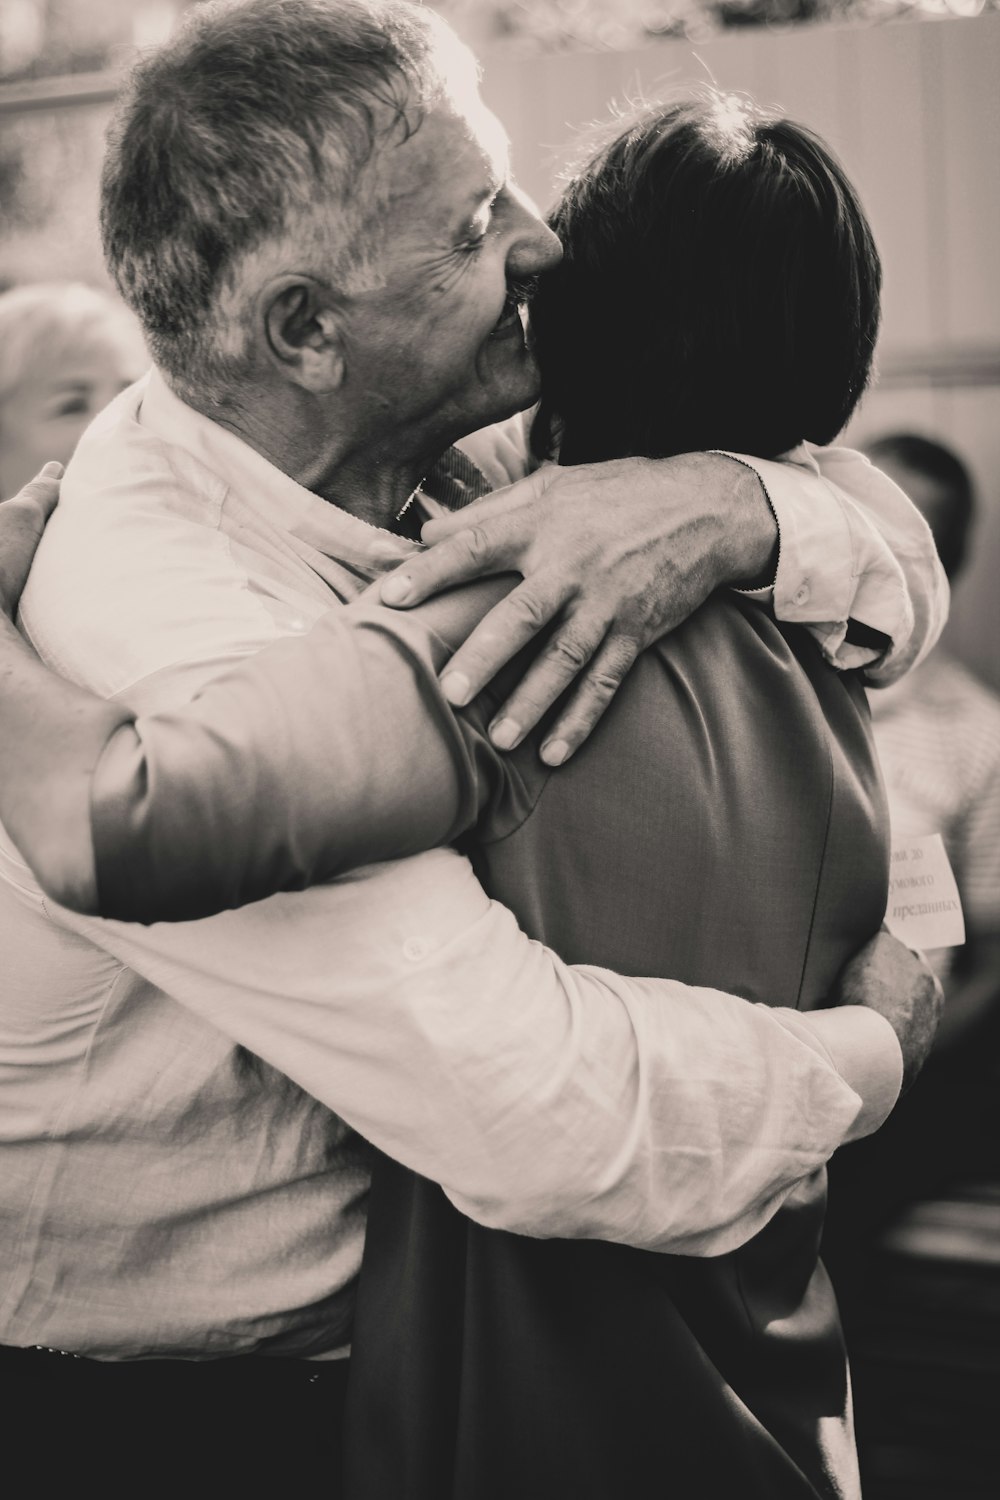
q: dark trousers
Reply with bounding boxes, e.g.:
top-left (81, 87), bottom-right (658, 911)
top-left (1, 1345), bottom-right (349, 1497)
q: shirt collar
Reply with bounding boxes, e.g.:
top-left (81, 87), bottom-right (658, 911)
top-left (137, 366), bottom-right (423, 577)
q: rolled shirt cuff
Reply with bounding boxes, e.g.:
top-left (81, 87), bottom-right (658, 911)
top-left (770, 1005), bottom-right (904, 1145)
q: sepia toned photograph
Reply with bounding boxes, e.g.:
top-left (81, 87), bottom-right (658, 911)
top-left (0, 2), bottom-right (998, 1496)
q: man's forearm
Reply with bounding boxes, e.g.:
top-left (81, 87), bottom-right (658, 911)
top-left (704, 451), bottom-right (780, 590)
top-left (89, 583), bottom-right (511, 920)
top-left (54, 847), bottom-right (900, 1256)
top-left (2, 581), bottom-right (509, 921)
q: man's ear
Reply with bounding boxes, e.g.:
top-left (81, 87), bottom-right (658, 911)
top-left (262, 277), bottom-right (345, 394)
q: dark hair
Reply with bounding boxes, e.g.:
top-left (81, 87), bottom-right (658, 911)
top-left (101, 0), bottom-right (450, 397)
top-left (531, 94), bottom-right (882, 465)
top-left (865, 432), bottom-right (975, 578)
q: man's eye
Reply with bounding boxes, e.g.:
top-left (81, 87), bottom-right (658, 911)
top-left (461, 234), bottom-right (487, 254)
top-left (53, 397), bottom-right (88, 417)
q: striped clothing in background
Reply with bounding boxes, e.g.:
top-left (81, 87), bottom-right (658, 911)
top-left (870, 651), bottom-right (1000, 975)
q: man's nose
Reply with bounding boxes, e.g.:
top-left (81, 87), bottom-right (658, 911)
top-left (507, 185), bottom-right (563, 276)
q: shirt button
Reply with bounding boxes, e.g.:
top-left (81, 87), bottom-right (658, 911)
top-left (403, 936), bottom-right (428, 961)
top-left (793, 583), bottom-right (810, 607)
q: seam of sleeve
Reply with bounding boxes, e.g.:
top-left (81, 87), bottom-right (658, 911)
top-left (472, 750), bottom-right (555, 849)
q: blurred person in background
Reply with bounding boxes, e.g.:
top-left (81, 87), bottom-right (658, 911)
top-left (824, 432), bottom-right (1000, 1316)
top-left (0, 282), bottom-right (147, 499)
top-left (866, 432), bottom-right (1000, 1041)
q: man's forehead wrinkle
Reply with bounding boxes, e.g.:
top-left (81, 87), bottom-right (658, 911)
top-left (378, 106), bottom-right (500, 232)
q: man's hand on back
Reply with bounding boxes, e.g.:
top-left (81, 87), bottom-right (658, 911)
top-left (0, 463), bottom-right (62, 619)
top-left (379, 453), bottom-right (777, 766)
top-left (834, 928), bottom-right (944, 1093)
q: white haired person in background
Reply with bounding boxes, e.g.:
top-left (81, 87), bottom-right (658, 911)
top-left (0, 282), bottom-right (147, 499)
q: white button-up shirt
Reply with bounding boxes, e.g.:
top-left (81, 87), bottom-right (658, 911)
top-left (0, 371), bottom-right (920, 1358)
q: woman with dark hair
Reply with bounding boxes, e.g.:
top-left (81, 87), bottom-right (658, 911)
top-left (0, 93), bottom-right (926, 1498)
top-left (532, 95), bottom-right (880, 465)
top-left (337, 95), bottom-right (890, 1500)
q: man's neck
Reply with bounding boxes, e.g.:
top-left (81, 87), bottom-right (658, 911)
top-left (192, 384), bottom-right (444, 532)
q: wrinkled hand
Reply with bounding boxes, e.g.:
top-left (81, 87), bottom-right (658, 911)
top-left (834, 927), bottom-right (944, 1093)
top-left (0, 463), bottom-right (61, 619)
top-left (379, 453), bottom-right (776, 765)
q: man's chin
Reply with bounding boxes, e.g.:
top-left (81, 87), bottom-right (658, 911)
top-left (438, 351), bottom-right (541, 447)
top-left (459, 393), bottom-right (534, 443)
top-left (481, 356), bottom-right (542, 425)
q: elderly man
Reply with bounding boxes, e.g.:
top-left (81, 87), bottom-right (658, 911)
top-left (0, 1), bottom-right (943, 1494)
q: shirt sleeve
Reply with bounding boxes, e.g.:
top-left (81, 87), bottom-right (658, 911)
top-left (48, 846), bottom-right (900, 1257)
top-left (88, 579), bottom-right (523, 922)
top-left (770, 1005), bottom-right (902, 1144)
top-left (721, 443), bottom-right (950, 684)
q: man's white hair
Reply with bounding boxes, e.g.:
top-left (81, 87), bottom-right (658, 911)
top-left (101, 0), bottom-right (479, 404)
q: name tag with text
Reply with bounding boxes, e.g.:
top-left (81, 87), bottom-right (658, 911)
top-left (884, 833), bottom-right (965, 950)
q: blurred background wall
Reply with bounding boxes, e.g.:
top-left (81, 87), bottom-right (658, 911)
top-left (1, 3), bottom-right (998, 686)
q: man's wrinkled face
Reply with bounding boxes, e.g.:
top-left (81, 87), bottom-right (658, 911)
top-left (339, 93), bottom-right (563, 454)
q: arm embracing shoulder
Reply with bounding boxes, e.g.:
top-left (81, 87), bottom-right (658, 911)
top-left (3, 579), bottom-right (514, 921)
top-left (52, 845), bottom-right (900, 1255)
